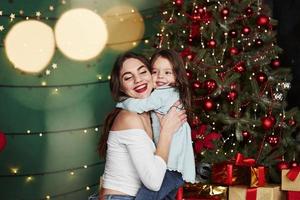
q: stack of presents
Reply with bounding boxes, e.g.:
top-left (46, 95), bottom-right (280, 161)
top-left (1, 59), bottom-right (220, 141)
top-left (176, 153), bottom-right (300, 200)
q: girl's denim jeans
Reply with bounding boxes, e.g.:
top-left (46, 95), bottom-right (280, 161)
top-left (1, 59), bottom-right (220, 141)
top-left (135, 170), bottom-right (184, 200)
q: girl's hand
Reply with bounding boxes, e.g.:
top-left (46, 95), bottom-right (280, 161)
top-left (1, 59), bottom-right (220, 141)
top-left (159, 101), bottom-right (187, 135)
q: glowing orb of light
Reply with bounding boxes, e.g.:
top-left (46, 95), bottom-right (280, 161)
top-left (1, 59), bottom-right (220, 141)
top-left (4, 20), bottom-right (55, 73)
top-left (103, 5), bottom-right (145, 51)
top-left (55, 8), bottom-right (108, 61)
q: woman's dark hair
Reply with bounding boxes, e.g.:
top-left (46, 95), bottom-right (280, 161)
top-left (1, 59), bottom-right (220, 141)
top-left (98, 52), bottom-right (150, 158)
top-left (150, 49), bottom-right (192, 121)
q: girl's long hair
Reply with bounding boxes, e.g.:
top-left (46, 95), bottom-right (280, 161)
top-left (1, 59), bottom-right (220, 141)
top-left (150, 49), bottom-right (192, 122)
top-left (98, 52), bottom-right (150, 158)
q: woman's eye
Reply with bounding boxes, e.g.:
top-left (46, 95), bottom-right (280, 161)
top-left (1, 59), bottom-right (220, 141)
top-left (124, 76), bottom-right (132, 81)
top-left (140, 70), bottom-right (147, 74)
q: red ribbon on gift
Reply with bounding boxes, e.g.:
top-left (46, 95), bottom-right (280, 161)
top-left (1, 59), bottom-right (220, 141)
top-left (287, 191), bottom-right (300, 200)
top-left (246, 188), bottom-right (257, 200)
top-left (287, 166), bottom-right (300, 181)
top-left (176, 187), bottom-right (183, 200)
top-left (235, 153), bottom-right (256, 167)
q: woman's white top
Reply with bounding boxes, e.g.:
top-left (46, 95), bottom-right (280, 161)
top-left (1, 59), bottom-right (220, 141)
top-left (102, 129), bottom-right (167, 196)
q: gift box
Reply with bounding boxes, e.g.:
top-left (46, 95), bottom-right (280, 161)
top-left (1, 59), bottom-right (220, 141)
top-left (287, 191), bottom-right (300, 200)
top-left (212, 154), bottom-right (266, 187)
top-left (212, 163), bottom-right (250, 186)
top-left (229, 184), bottom-right (285, 200)
top-left (281, 167), bottom-right (300, 191)
top-left (180, 182), bottom-right (228, 200)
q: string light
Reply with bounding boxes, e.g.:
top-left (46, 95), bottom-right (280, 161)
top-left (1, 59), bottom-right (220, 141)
top-left (26, 176), bottom-right (33, 182)
top-left (5, 124), bottom-right (102, 136)
top-left (2, 162), bottom-right (104, 177)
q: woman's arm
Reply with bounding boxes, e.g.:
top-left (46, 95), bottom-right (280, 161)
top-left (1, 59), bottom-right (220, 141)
top-left (112, 108), bottom-right (186, 191)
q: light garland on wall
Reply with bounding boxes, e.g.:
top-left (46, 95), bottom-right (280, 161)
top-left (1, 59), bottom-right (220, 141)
top-left (4, 124), bottom-right (103, 136)
top-left (0, 5), bottom-right (159, 21)
top-left (1, 161), bottom-right (104, 177)
top-left (0, 79), bottom-right (109, 88)
top-left (41, 182), bottom-right (99, 200)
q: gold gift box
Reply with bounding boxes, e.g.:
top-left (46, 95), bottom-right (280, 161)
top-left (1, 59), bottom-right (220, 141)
top-left (184, 183), bottom-right (228, 200)
top-left (281, 169), bottom-right (300, 191)
top-left (229, 184), bottom-right (285, 200)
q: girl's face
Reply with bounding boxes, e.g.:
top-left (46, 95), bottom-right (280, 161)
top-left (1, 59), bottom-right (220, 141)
top-left (120, 58), bottom-right (153, 99)
top-left (151, 56), bottom-right (176, 88)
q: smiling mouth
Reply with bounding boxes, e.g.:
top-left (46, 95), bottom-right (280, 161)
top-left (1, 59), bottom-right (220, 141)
top-left (156, 81), bottom-right (167, 86)
top-left (134, 83), bottom-right (148, 93)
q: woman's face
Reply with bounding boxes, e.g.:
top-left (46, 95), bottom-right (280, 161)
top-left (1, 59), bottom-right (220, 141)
top-left (120, 58), bottom-right (153, 99)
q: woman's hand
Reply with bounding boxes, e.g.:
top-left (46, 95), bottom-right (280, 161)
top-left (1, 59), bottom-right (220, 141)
top-left (159, 101), bottom-right (187, 136)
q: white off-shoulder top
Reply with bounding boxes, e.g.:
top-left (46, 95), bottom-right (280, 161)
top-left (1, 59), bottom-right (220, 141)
top-left (102, 129), bottom-right (167, 196)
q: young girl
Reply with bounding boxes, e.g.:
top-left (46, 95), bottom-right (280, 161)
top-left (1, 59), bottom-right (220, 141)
top-left (117, 49), bottom-right (195, 199)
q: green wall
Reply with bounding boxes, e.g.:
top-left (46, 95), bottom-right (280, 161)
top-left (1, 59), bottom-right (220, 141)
top-left (0, 1), bottom-right (159, 199)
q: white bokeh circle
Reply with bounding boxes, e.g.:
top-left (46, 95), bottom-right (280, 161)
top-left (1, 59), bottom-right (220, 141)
top-left (55, 8), bottom-right (108, 61)
top-left (4, 20), bottom-right (55, 73)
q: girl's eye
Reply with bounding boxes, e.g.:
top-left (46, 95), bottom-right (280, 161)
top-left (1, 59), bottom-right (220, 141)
top-left (151, 71), bottom-right (157, 74)
top-left (166, 71), bottom-right (172, 75)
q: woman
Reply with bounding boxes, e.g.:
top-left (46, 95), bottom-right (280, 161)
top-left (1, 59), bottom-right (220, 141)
top-left (97, 52), bottom-right (187, 200)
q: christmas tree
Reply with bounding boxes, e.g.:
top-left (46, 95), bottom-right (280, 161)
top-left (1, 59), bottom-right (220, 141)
top-left (148, 0), bottom-right (300, 182)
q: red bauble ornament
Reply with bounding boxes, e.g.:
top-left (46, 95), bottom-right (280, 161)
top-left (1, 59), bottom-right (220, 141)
top-left (234, 61), bottom-right (246, 73)
top-left (203, 99), bottom-right (215, 111)
top-left (290, 161), bottom-right (298, 168)
top-left (229, 47), bottom-right (239, 56)
top-left (256, 14), bottom-right (270, 26)
top-left (207, 39), bottom-right (217, 48)
top-left (227, 91), bottom-right (238, 102)
top-left (256, 72), bottom-right (268, 84)
top-left (288, 118), bottom-right (297, 126)
top-left (245, 7), bottom-right (254, 16)
top-left (0, 131), bottom-right (7, 152)
top-left (174, 0), bottom-right (184, 6)
top-left (242, 130), bottom-right (251, 139)
top-left (267, 135), bottom-right (279, 146)
top-left (242, 26), bottom-right (251, 35)
top-left (192, 80), bottom-right (202, 90)
top-left (228, 29), bottom-right (238, 38)
top-left (220, 7), bottom-right (230, 18)
top-left (255, 39), bottom-right (264, 47)
top-left (261, 116), bottom-right (276, 130)
top-left (203, 79), bottom-right (217, 93)
top-left (271, 59), bottom-right (281, 69)
top-left (181, 48), bottom-right (196, 61)
top-left (277, 161), bottom-right (289, 170)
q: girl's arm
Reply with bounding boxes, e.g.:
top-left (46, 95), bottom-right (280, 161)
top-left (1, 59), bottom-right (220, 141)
top-left (116, 89), bottom-right (163, 113)
top-left (155, 101), bottom-right (187, 162)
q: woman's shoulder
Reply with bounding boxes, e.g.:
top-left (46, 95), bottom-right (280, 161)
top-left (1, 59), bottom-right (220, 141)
top-left (111, 110), bottom-right (144, 131)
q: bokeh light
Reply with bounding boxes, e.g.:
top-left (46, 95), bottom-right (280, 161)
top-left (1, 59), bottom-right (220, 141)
top-left (55, 8), bottom-right (108, 61)
top-left (103, 5), bottom-right (145, 51)
top-left (4, 20), bottom-right (55, 73)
